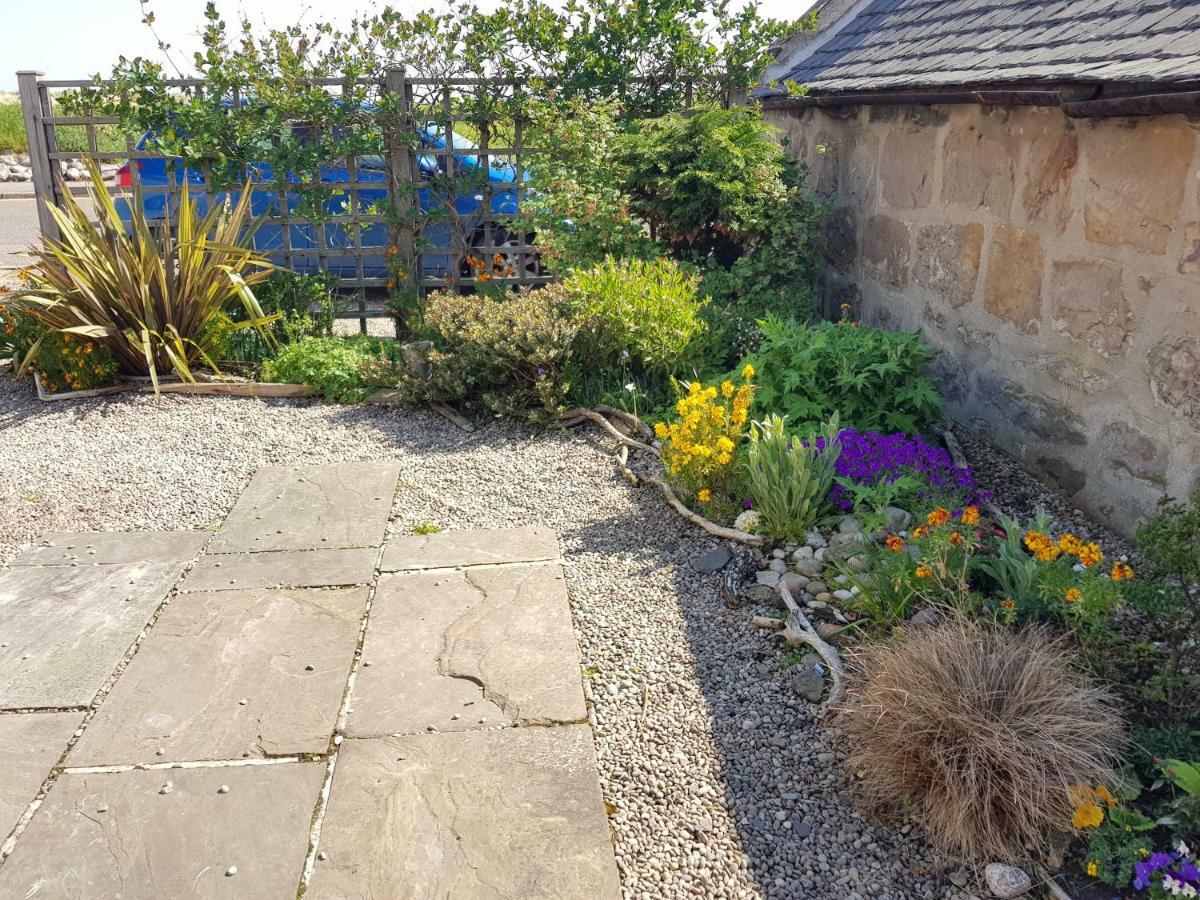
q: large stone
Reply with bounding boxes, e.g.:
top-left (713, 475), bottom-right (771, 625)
top-left (984, 862), bottom-right (1032, 898)
top-left (1099, 421), bottom-right (1168, 488)
top-left (12, 531), bottom-right (208, 567)
top-left (381, 525), bottom-right (559, 572)
top-left (181, 548), bottom-right (377, 592)
top-left (307, 728), bottom-right (620, 899)
top-left (825, 205), bottom-right (858, 273)
top-left (1022, 130), bottom-right (1077, 233)
top-left (0, 562), bottom-right (184, 709)
top-left (983, 225), bottom-right (1044, 332)
top-left (879, 126), bottom-right (935, 209)
top-left (1148, 336), bottom-right (1200, 420)
top-left (913, 222), bottom-right (984, 308)
top-left (349, 564), bottom-right (586, 737)
top-left (692, 544), bottom-right (733, 574)
top-left (1049, 258), bottom-right (1129, 356)
top-left (209, 462), bottom-right (399, 553)
top-left (69, 587), bottom-right (366, 765)
top-left (861, 214), bottom-right (911, 289)
top-left (0, 763), bottom-right (323, 898)
top-left (1083, 121), bottom-right (1194, 254)
top-left (941, 121), bottom-right (1016, 216)
top-left (0, 712), bottom-right (81, 838)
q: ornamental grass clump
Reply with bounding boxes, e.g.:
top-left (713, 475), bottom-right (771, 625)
top-left (744, 414), bottom-right (841, 544)
top-left (838, 616), bottom-right (1124, 862)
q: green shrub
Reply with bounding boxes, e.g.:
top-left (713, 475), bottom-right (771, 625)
top-left (565, 256), bottom-right (708, 377)
top-left (0, 301), bottom-right (46, 370)
top-left (744, 414), bottom-right (840, 544)
top-left (220, 271), bottom-right (342, 364)
top-left (743, 317), bottom-right (943, 432)
top-left (404, 286), bottom-right (581, 425)
top-left (30, 332), bottom-right (119, 394)
top-left (261, 335), bottom-right (380, 404)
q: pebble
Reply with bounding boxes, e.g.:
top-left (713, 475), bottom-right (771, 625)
top-left (225, 866), bottom-right (238, 877)
top-left (218, 785), bottom-right (230, 794)
top-left (159, 782), bottom-right (173, 795)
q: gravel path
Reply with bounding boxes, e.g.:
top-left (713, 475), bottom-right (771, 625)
top-left (0, 376), bottom-right (948, 900)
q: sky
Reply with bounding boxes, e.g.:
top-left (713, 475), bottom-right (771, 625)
top-left (0, 0), bottom-right (817, 92)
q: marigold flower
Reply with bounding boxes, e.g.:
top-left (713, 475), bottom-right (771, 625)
top-left (949, 531), bottom-right (964, 546)
top-left (911, 525), bottom-right (927, 539)
top-left (1000, 598), bottom-right (1016, 610)
top-left (697, 488), bottom-right (711, 503)
top-left (1065, 587), bottom-right (1082, 603)
top-left (1059, 533), bottom-right (1083, 556)
top-left (1086, 860), bottom-right (1099, 877)
top-left (960, 506), bottom-right (980, 525)
top-left (914, 565), bottom-right (933, 579)
top-left (1025, 530), bottom-right (1061, 562)
top-left (741, 363), bottom-right (755, 380)
top-left (1072, 801), bottom-right (1104, 830)
top-left (885, 534), bottom-right (904, 553)
top-left (926, 507), bottom-right (951, 527)
top-left (1093, 785), bottom-right (1118, 808)
top-left (1111, 562), bottom-right (1134, 582)
top-left (1078, 542), bottom-right (1103, 567)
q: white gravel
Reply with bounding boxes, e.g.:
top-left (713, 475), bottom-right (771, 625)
top-left (0, 376), bottom-right (949, 899)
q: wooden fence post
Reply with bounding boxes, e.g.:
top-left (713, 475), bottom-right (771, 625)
top-left (16, 70), bottom-right (59, 242)
top-left (384, 67), bottom-right (418, 327)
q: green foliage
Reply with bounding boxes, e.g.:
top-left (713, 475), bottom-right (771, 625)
top-left (565, 257), bottom-right (708, 378)
top-left (411, 522), bottom-right (443, 535)
top-left (1082, 805), bottom-right (1156, 888)
top-left (220, 272), bottom-right (342, 364)
top-left (1158, 759), bottom-right (1200, 834)
top-left (0, 102), bottom-right (124, 154)
top-left (744, 317), bottom-right (943, 432)
top-left (402, 285), bottom-right (581, 424)
top-left (973, 509), bottom-right (1055, 606)
top-left (3, 161), bottom-right (274, 389)
top-left (0, 302), bottom-right (46, 370)
top-left (261, 335), bottom-right (381, 404)
top-left (744, 414), bottom-right (840, 544)
top-left (838, 540), bottom-right (924, 627)
top-left (1138, 488), bottom-right (1200, 590)
top-left (30, 333), bottom-right (119, 394)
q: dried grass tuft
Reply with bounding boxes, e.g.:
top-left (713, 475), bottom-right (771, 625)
top-left (836, 617), bottom-right (1124, 861)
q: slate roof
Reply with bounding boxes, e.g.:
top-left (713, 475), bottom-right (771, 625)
top-left (771, 0), bottom-right (1200, 95)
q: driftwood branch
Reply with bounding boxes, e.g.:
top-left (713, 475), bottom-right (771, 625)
top-left (564, 407), bottom-right (660, 457)
top-left (643, 475), bottom-right (764, 546)
top-left (594, 404), bottom-right (655, 442)
top-left (779, 581), bottom-right (845, 704)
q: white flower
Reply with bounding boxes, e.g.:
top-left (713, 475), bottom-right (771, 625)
top-left (734, 510), bottom-right (760, 533)
top-left (1179, 839), bottom-right (1192, 858)
top-left (624, 383), bottom-right (636, 393)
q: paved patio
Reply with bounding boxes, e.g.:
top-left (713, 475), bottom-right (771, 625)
top-left (0, 463), bottom-right (619, 898)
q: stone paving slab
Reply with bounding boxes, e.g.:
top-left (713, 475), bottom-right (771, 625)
top-left (0, 563), bottom-right (184, 709)
top-left (348, 564), bottom-right (587, 737)
top-left (208, 463), bottom-right (399, 554)
top-left (69, 587), bottom-right (367, 765)
top-left (180, 548), bottom-right (377, 592)
top-left (307, 727), bottom-right (621, 900)
top-left (0, 712), bottom-right (82, 839)
top-left (0, 762), bottom-right (323, 899)
top-left (12, 531), bottom-right (209, 567)
top-left (380, 525), bottom-right (559, 571)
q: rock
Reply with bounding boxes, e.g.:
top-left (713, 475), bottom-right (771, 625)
top-left (755, 570), bottom-right (781, 588)
top-left (742, 583), bottom-right (779, 607)
top-left (0, 165), bottom-right (9, 182)
top-left (752, 615), bottom-right (784, 630)
top-left (837, 516), bottom-right (862, 534)
top-left (792, 559), bottom-right (824, 578)
top-left (781, 572), bottom-right (808, 595)
top-left (830, 530), bottom-right (868, 547)
top-left (768, 558), bottom-right (787, 574)
top-left (885, 507), bottom-right (914, 532)
top-left (805, 581), bottom-right (827, 596)
top-left (816, 622), bottom-right (842, 641)
top-left (806, 530), bottom-right (827, 549)
top-left (814, 547), bottom-right (828, 562)
top-left (815, 592), bottom-right (833, 604)
top-left (833, 589), bottom-right (853, 602)
top-left (909, 608), bottom-right (940, 627)
top-left (771, 548), bottom-right (786, 560)
top-left (400, 341), bottom-right (434, 379)
top-left (984, 863), bottom-right (1031, 898)
top-left (949, 868), bottom-right (970, 888)
top-left (789, 669), bottom-right (825, 703)
top-left (692, 545), bottom-right (733, 574)
top-left (66, 167), bottom-right (84, 181)
top-left (846, 555), bottom-right (868, 572)
top-left (791, 546), bottom-right (814, 561)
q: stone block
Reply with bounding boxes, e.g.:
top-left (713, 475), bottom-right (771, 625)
top-left (181, 548), bottom-right (377, 592)
top-left (307, 728), bottom-right (620, 899)
top-left (860, 214), bottom-right (911, 289)
top-left (1083, 121), bottom-right (1194, 254)
top-left (69, 587), bottom-right (366, 764)
top-left (1099, 421), bottom-right (1168, 488)
top-left (1179, 222), bottom-right (1200, 275)
top-left (1049, 257), bottom-right (1130, 356)
top-left (0, 563), bottom-right (183, 709)
top-left (209, 462), bottom-right (399, 554)
top-left (825, 205), bottom-right (858, 273)
top-left (1022, 130), bottom-right (1077, 232)
top-left (913, 222), bottom-right (984, 308)
top-left (12, 531), bottom-right (208, 567)
top-left (983, 225), bottom-right (1044, 331)
top-left (1148, 336), bottom-right (1200, 421)
top-left (880, 126), bottom-right (936, 209)
top-left (349, 564), bottom-right (586, 737)
top-left (381, 525), bottom-right (559, 572)
top-left (941, 123), bottom-right (1016, 216)
top-left (0, 712), bottom-right (81, 839)
top-left (0, 763), bottom-right (323, 898)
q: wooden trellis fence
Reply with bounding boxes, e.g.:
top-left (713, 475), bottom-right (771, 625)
top-left (16, 68), bottom-right (549, 331)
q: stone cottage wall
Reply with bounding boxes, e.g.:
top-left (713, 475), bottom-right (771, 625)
top-left (764, 102), bottom-right (1200, 535)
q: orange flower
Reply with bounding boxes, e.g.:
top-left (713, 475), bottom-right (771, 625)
top-left (949, 531), bottom-right (964, 546)
top-left (1065, 587), bottom-right (1082, 603)
top-left (1000, 598), bottom-right (1016, 610)
top-left (885, 534), bottom-right (905, 553)
top-left (1110, 562), bottom-right (1134, 582)
top-left (915, 565), bottom-right (933, 579)
top-left (911, 525), bottom-right (928, 539)
top-left (1078, 542), bottom-right (1103, 568)
top-left (926, 508), bottom-right (951, 527)
top-left (960, 506), bottom-right (980, 525)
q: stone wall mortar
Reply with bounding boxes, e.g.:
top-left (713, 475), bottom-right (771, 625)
top-left (767, 102), bottom-right (1200, 534)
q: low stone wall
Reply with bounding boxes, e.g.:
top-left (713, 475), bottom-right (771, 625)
top-left (765, 101), bottom-right (1200, 534)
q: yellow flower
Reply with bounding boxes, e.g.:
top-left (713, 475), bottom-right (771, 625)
top-left (915, 565), bottom-right (933, 579)
top-left (697, 488), bottom-right (712, 503)
top-left (1110, 562), bottom-right (1133, 582)
top-left (688, 381), bottom-right (701, 395)
top-left (1086, 860), bottom-right (1099, 877)
top-left (1093, 785), bottom-right (1118, 808)
top-left (654, 422), bottom-right (669, 439)
top-left (885, 534), bottom-right (904, 553)
top-left (960, 506), bottom-right (980, 525)
top-left (721, 380), bottom-right (734, 398)
top-left (1072, 801), bottom-right (1104, 830)
top-left (741, 363), bottom-right (755, 380)
top-left (1065, 587), bottom-right (1082, 603)
top-left (1078, 542), bottom-right (1103, 567)
top-left (716, 436), bottom-right (734, 454)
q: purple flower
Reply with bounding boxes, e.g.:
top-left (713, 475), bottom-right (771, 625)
top-left (826, 430), bottom-right (987, 512)
top-left (743, 498), bottom-right (753, 509)
top-left (536, 367), bottom-right (545, 376)
top-left (1134, 853), bottom-right (1177, 891)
